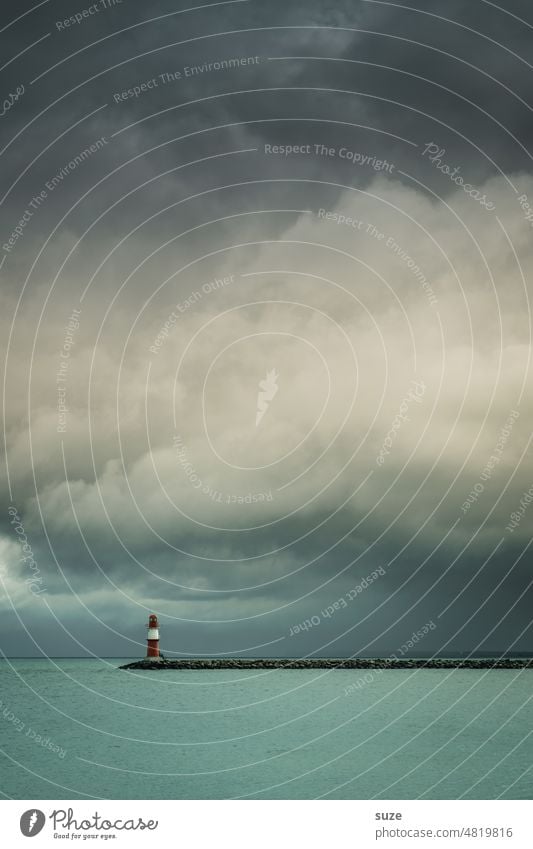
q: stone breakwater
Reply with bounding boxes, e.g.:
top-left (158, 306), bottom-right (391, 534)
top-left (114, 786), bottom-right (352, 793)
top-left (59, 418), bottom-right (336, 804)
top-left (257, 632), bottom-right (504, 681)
top-left (119, 658), bottom-right (533, 671)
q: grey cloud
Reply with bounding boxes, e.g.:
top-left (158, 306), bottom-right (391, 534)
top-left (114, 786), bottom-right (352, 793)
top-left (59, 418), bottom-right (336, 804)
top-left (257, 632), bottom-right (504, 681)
top-left (1, 0), bottom-right (532, 657)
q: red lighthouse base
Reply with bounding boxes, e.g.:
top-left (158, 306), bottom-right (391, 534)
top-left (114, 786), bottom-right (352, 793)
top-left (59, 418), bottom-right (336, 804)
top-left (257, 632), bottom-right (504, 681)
top-left (146, 639), bottom-right (159, 658)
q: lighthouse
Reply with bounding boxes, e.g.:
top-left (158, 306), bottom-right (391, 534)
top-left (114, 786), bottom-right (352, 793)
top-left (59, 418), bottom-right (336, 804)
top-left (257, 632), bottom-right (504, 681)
top-left (146, 613), bottom-right (160, 659)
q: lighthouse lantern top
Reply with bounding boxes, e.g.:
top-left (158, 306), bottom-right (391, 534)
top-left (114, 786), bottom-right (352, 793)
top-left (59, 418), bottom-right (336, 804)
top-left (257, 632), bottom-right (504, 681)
top-left (148, 613), bottom-right (159, 628)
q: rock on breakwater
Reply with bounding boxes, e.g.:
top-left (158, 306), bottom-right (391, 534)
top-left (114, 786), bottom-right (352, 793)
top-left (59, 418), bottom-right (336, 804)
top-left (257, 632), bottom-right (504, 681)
top-left (119, 657), bottom-right (533, 671)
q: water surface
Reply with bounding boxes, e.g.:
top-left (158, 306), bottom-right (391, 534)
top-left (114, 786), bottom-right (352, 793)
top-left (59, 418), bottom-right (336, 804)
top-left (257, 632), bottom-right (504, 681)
top-left (1, 658), bottom-right (531, 799)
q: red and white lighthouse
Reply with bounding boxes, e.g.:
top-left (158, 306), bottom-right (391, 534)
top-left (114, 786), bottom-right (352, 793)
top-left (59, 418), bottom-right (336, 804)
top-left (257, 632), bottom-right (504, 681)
top-left (146, 613), bottom-right (160, 658)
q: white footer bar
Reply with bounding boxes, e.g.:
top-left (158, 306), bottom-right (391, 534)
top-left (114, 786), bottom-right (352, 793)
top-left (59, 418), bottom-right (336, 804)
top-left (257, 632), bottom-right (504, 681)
top-left (1, 800), bottom-right (531, 847)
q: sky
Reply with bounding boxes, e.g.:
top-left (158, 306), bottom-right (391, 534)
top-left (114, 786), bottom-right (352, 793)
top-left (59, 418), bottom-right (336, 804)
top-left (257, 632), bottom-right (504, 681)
top-left (1, 0), bottom-right (532, 658)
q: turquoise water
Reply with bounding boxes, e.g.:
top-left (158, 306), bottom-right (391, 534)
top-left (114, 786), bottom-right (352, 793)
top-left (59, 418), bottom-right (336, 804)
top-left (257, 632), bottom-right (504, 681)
top-left (0, 659), bottom-right (531, 799)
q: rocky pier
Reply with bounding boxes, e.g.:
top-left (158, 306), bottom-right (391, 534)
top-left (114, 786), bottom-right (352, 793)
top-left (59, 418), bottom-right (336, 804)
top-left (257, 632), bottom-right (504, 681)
top-left (119, 657), bottom-right (533, 671)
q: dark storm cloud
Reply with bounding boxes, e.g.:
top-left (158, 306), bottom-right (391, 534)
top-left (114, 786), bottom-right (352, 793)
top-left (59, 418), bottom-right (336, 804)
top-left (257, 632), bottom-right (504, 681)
top-left (1, 0), bottom-right (532, 657)
top-left (3, 0), bottom-right (531, 257)
top-left (5, 0), bottom-right (531, 215)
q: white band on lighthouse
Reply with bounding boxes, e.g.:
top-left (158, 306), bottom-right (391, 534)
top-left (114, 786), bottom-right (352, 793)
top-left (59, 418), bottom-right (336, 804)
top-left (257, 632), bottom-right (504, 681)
top-left (147, 628), bottom-right (159, 640)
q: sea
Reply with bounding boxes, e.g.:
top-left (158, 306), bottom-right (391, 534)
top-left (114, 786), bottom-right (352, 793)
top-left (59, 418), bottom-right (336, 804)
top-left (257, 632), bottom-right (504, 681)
top-left (0, 658), bottom-right (531, 799)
